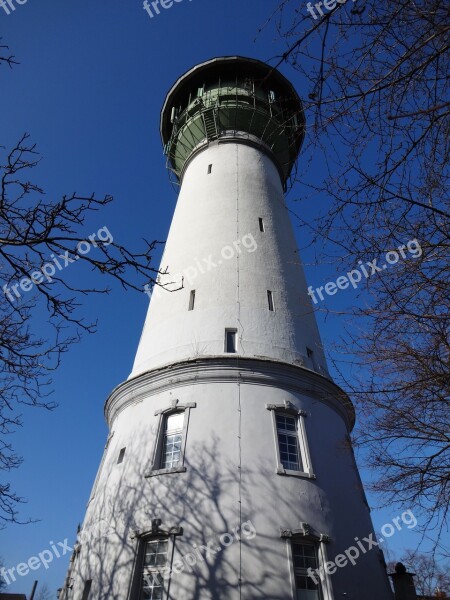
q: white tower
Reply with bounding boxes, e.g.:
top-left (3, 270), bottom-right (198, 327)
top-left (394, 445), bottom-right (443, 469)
top-left (60, 57), bottom-right (393, 600)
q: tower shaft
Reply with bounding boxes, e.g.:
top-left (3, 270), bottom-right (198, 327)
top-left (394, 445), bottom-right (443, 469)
top-left (132, 141), bottom-right (328, 378)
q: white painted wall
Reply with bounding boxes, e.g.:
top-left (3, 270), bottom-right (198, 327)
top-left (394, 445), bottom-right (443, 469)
top-left (131, 142), bottom-right (329, 379)
top-left (66, 361), bottom-right (392, 599)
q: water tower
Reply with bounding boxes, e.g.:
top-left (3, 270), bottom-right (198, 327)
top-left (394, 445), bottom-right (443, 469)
top-left (59, 56), bottom-right (392, 600)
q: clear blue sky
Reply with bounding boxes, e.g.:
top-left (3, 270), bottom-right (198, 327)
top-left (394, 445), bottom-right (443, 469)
top-left (0, 0), bottom-right (443, 595)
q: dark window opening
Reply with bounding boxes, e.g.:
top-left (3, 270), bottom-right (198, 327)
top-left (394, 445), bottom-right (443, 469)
top-left (307, 347), bottom-right (317, 370)
top-left (225, 329), bottom-right (237, 353)
top-left (259, 218), bottom-right (265, 232)
top-left (207, 164), bottom-right (213, 174)
top-left (81, 580), bottom-right (92, 600)
top-left (267, 290), bottom-right (274, 311)
top-left (189, 290), bottom-right (196, 311)
top-left (117, 448), bottom-right (126, 464)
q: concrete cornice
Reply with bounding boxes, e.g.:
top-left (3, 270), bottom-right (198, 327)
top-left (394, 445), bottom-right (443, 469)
top-left (104, 357), bottom-right (355, 431)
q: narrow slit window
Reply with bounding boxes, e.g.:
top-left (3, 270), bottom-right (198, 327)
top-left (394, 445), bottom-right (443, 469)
top-left (117, 448), bottom-right (126, 464)
top-left (307, 347), bottom-right (317, 370)
top-left (267, 290), bottom-right (274, 311)
top-left (81, 580), bottom-right (92, 600)
top-left (225, 329), bottom-right (237, 353)
top-left (188, 290), bottom-right (196, 311)
top-left (207, 164), bottom-right (213, 174)
top-left (259, 217), bottom-right (265, 232)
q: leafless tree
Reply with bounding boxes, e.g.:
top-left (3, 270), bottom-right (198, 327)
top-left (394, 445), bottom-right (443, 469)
top-left (0, 40), bottom-right (18, 69)
top-left (35, 582), bottom-right (53, 600)
top-left (265, 0), bottom-right (450, 549)
top-left (0, 47), bottom-right (164, 525)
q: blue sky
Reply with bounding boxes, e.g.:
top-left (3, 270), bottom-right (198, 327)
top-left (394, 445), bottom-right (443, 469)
top-left (0, 0), bottom-right (443, 595)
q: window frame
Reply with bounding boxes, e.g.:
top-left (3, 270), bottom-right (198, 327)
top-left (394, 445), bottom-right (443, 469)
top-left (128, 522), bottom-right (182, 600)
top-left (160, 413), bottom-right (184, 470)
top-left (266, 402), bottom-right (315, 479)
top-left (140, 538), bottom-right (170, 600)
top-left (146, 401), bottom-right (196, 478)
top-left (285, 534), bottom-right (333, 600)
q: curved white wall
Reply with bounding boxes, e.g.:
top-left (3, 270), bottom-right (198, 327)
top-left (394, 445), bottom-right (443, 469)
top-left (67, 362), bottom-right (392, 600)
top-left (131, 142), bottom-right (328, 379)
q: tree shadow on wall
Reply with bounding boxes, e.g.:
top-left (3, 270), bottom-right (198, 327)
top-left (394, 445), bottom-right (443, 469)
top-left (61, 437), bottom-right (278, 600)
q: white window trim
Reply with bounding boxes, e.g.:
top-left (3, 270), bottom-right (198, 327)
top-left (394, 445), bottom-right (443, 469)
top-left (128, 520), bottom-right (182, 600)
top-left (266, 401), bottom-right (315, 479)
top-left (146, 400), bottom-right (196, 478)
top-left (282, 525), bottom-right (333, 600)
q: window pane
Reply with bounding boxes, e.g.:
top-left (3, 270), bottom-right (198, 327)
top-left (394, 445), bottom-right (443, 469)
top-left (293, 543), bottom-right (321, 600)
top-left (144, 541), bottom-right (168, 565)
top-left (141, 540), bottom-right (168, 600)
top-left (141, 573), bottom-right (164, 600)
top-left (278, 433), bottom-right (302, 471)
top-left (165, 413), bottom-right (184, 432)
top-left (276, 414), bottom-right (297, 431)
top-left (161, 432), bottom-right (182, 469)
top-left (296, 590), bottom-right (320, 600)
top-left (296, 575), bottom-right (320, 590)
top-left (293, 543), bottom-right (318, 570)
top-left (276, 414), bottom-right (303, 471)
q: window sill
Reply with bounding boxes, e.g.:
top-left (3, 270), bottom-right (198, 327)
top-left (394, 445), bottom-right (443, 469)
top-left (145, 466), bottom-right (187, 478)
top-left (276, 467), bottom-right (316, 479)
